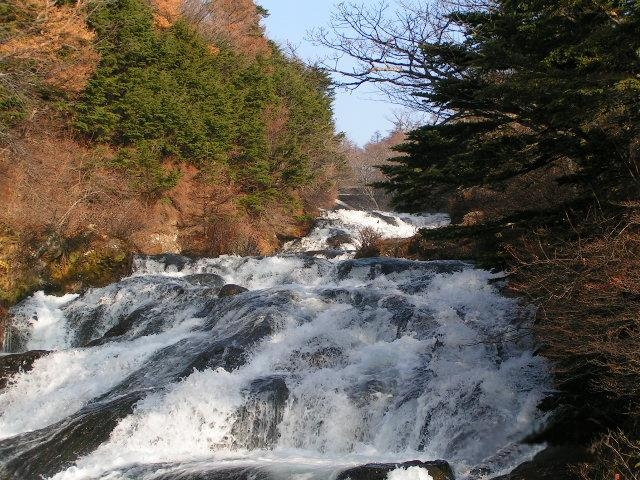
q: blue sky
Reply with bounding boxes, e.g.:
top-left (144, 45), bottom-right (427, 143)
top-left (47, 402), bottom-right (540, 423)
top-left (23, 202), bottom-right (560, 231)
top-left (259, 0), bottom-right (397, 145)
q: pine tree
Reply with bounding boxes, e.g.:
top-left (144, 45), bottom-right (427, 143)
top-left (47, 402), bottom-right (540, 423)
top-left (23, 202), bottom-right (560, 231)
top-left (381, 0), bottom-right (640, 212)
top-left (74, 0), bottom-right (340, 204)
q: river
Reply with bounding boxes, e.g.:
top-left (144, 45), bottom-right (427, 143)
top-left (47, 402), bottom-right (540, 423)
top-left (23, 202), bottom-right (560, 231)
top-left (0, 209), bottom-right (550, 479)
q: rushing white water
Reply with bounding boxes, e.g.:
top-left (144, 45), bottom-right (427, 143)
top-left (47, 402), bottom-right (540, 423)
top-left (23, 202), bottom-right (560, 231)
top-left (7, 291), bottom-right (79, 351)
top-left (281, 209), bottom-right (450, 254)
top-left (387, 466), bottom-right (434, 480)
top-left (0, 209), bottom-right (550, 480)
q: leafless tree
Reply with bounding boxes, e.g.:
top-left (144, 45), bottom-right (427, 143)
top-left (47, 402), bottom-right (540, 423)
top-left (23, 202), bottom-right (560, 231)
top-left (182, 0), bottom-right (270, 56)
top-left (311, 0), bottom-right (492, 114)
top-left (340, 127), bottom-right (407, 209)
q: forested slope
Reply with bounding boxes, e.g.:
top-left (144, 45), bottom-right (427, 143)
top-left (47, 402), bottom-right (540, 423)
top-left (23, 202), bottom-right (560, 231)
top-left (0, 0), bottom-right (343, 310)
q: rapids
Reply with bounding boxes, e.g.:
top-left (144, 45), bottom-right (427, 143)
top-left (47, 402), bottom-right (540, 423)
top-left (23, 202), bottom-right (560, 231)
top-left (0, 209), bottom-right (550, 479)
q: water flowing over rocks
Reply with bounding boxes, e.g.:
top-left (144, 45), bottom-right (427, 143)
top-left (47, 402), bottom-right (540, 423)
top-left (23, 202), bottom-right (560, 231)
top-left (0, 350), bottom-right (49, 389)
top-left (0, 209), bottom-right (550, 479)
top-left (218, 284), bottom-right (250, 298)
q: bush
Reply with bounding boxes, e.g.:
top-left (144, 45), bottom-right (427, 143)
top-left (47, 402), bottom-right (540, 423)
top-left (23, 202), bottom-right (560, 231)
top-left (579, 431), bottom-right (640, 480)
top-left (354, 226), bottom-right (383, 258)
top-left (507, 206), bottom-right (640, 471)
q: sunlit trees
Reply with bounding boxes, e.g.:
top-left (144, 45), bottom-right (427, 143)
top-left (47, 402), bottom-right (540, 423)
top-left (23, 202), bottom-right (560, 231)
top-left (76, 0), bottom-right (342, 209)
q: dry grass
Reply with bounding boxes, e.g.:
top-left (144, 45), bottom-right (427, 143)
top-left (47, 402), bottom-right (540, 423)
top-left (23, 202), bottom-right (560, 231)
top-left (1, 122), bottom-right (149, 241)
top-left (183, 0), bottom-right (271, 58)
top-left (0, 0), bottom-right (99, 93)
top-left (354, 226), bottom-right (383, 258)
top-left (505, 205), bottom-right (640, 473)
top-left (578, 431), bottom-right (640, 480)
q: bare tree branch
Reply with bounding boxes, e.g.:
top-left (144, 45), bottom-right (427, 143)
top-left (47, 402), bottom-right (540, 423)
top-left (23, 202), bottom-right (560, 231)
top-left (310, 0), bottom-right (491, 114)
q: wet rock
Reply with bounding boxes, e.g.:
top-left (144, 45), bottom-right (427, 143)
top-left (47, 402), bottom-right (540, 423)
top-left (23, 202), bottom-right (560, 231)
top-left (370, 211), bottom-right (400, 226)
top-left (0, 393), bottom-right (141, 479)
top-left (301, 250), bottom-right (346, 259)
top-left (491, 446), bottom-right (591, 480)
top-left (66, 276), bottom-right (204, 347)
top-left (96, 306), bottom-right (150, 343)
top-left (0, 350), bottom-right (49, 389)
top-left (147, 253), bottom-right (193, 272)
top-left (337, 257), bottom-right (468, 280)
top-left (124, 465), bottom-right (274, 480)
top-left (336, 460), bottom-right (455, 480)
top-left (183, 344), bottom-right (246, 377)
top-left (219, 284), bottom-right (248, 297)
top-left (230, 376), bottom-right (289, 449)
top-left (300, 346), bottom-right (343, 369)
top-left (327, 231), bottom-right (354, 248)
top-left (379, 296), bottom-right (414, 337)
top-left (184, 273), bottom-right (226, 288)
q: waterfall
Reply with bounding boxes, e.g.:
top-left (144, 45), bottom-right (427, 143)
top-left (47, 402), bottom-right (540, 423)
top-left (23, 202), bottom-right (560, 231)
top-left (0, 210), bottom-right (550, 480)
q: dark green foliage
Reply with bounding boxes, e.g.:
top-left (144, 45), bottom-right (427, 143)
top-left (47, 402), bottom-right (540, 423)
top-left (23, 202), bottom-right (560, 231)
top-left (0, 3), bottom-right (39, 139)
top-left (0, 1), bottom-right (36, 42)
top-left (0, 85), bottom-right (26, 138)
top-left (76, 1), bottom-right (237, 172)
top-left (112, 143), bottom-right (183, 195)
top-left (383, 0), bottom-right (640, 211)
top-left (76, 0), bottom-right (337, 205)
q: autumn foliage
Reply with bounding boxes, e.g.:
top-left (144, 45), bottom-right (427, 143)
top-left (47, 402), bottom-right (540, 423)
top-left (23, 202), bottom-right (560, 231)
top-left (0, 0), bottom-right (342, 305)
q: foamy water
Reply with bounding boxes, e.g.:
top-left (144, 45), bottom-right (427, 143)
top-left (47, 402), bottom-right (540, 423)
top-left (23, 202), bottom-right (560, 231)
top-left (0, 209), bottom-right (549, 480)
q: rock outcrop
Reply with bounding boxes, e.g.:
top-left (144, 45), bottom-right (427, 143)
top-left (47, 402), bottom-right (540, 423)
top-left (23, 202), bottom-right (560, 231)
top-left (336, 460), bottom-right (455, 480)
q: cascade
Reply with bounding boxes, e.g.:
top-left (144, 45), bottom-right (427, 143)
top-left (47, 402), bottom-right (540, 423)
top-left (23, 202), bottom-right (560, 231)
top-left (0, 210), bottom-right (549, 480)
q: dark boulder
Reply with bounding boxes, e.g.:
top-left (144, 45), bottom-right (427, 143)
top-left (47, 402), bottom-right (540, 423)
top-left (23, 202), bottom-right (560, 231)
top-left (327, 232), bottom-right (354, 249)
top-left (490, 446), bottom-right (591, 480)
top-left (336, 460), bottom-right (455, 480)
top-left (184, 273), bottom-right (226, 288)
top-left (147, 253), bottom-right (193, 272)
top-left (0, 350), bottom-right (49, 389)
top-left (231, 376), bottom-right (289, 449)
top-left (0, 392), bottom-right (141, 479)
top-left (219, 284), bottom-right (249, 297)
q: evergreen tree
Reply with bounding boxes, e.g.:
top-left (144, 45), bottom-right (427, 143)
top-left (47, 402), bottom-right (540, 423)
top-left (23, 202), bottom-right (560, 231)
top-left (75, 0), bottom-right (339, 206)
top-left (379, 0), bottom-right (640, 211)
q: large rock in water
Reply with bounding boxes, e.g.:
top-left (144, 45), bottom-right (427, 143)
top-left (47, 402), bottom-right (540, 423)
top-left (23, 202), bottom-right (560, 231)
top-left (490, 446), bottom-right (591, 480)
top-left (230, 376), bottom-right (289, 449)
top-left (336, 460), bottom-right (455, 480)
top-left (327, 231), bottom-right (354, 248)
top-left (0, 350), bottom-right (49, 389)
top-left (219, 284), bottom-right (249, 297)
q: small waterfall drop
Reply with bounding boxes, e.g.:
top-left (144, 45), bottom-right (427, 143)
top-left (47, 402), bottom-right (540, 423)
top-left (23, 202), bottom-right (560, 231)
top-left (0, 210), bottom-right (549, 480)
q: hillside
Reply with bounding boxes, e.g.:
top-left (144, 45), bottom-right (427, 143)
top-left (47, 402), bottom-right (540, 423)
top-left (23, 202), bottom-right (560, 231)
top-left (0, 0), bottom-right (343, 311)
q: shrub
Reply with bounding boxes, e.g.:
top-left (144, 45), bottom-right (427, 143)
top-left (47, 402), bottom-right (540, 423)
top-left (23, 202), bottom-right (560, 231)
top-left (508, 205), bottom-right (640, 471)
top-left (579, 431), bottom-right (640, 480)
top-left (354, 226), bottom-right (383, 258)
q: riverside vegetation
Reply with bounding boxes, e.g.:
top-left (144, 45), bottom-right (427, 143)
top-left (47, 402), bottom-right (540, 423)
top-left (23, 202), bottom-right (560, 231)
top-left (0, 0), bottom-right (343, 314)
